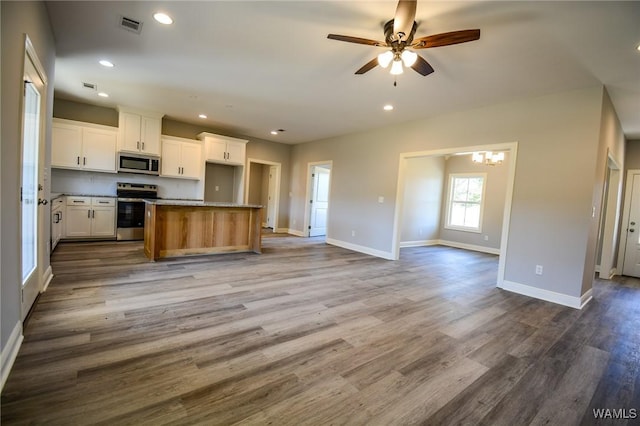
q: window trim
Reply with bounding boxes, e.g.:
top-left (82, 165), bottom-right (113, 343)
top-left (444, 172), bottom-right (487, 233)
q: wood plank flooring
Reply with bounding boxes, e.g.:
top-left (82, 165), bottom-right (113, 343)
top-left (2, 235), bottom-right (640, 425)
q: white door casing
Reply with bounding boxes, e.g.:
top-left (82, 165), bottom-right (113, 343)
top-left (309, 166), bottom-right (330, 237)
top-left (622, 172), bottom-right (640, 277)
top-left (266, 166), bottom-right (277, 229)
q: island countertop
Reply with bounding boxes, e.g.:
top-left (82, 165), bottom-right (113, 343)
top-left (145, 199), bottom-right (262, 208)
top-left (144, 201), bottom-right (262, 261)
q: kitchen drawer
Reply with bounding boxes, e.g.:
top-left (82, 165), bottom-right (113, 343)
top-left (66, 196), bottom-right (91, 206)
top-left (91, 197), bottom-right (115, 207)
top-left (51, 197), bottom-right (65, 209)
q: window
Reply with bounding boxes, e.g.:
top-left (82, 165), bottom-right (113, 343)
top-left (445, 173), bottom-right (486, 232)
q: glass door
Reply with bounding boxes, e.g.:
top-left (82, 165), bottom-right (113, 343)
top-left (21, 42), bottom-right (46, 319)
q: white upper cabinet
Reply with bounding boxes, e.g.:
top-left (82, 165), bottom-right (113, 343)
top-left (118, 107), bottom-right (163, 156)
top-left (197, 132), bottom-right (247, 166)
top-left (160, 136), bottom-right (202, 180)
top-left (52, 119), bottom-right (117, 173)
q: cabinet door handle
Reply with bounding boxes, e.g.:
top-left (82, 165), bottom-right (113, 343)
top-left (92, 210), bottom-right (95, 218)
top-left (137, 141), bottom-right (140, 149)
top-left (142, 142), bottom-right (145, 150)
top-left (83, 157), bottom-right (86, 165)
top-left (77, 156), bottom-right (80, 165)
top-left (73, 200), bottom-right (84, 203)
top-left (88, 209), bottom-right (91, 218)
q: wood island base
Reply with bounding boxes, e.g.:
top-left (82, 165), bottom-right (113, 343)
top-left (144, 201), bottom-right (262, 261)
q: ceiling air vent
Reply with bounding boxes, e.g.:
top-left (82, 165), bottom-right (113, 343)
top-left (82, 82), bottom-right (97, 90)
top-left (119, 15), bottom-right (143, 34)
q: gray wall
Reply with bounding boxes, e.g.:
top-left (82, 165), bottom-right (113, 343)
top-left (400, 156), bottom-right (444, 243)
top-left (439, 153), bottom-right (509, 250)
top-left (204, 163), bottom-right (235, 203)
top-left (2, 0), bottom-right (56, 363)
top-left (625, 140), bottom-right (640, 170)
top-left (290, 86), bottom-right (620, 300)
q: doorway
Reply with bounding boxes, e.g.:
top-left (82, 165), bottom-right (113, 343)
top-left (596, 154), bottom-right (622, 279)
top-left (246, 159), bottom-right (281, 232)
top-left (619, 169), bottom-right (640, 277)
top-left (392, 143), bottom-right (518, 287)
top-left (304, 162), bottom-right (332, 238)
top-left (21, 38), bottom-right (48, 319)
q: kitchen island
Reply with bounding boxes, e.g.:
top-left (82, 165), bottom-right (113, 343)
top-left (143, 200), bottom-right (262, 261)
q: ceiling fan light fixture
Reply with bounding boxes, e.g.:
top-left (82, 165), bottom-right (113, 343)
top-left (378, 51), bottom-right (394, 68)
top-left (401, 50), bottom-right (417, 67)
top-left (390, 59), bottom-right (404, 75)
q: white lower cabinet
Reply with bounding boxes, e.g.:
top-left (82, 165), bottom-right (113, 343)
top-left (64, 196), bottom-right (116, 238)
top-left (51, 197), bottom-right (65, 251)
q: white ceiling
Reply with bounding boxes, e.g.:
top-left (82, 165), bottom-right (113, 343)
top-left (46, 1), bottom-right (640, 144)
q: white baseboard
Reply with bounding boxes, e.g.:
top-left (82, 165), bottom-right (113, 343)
top-left (274, 228), bottom-right (289, 234)
top-left (500, 279), bottom-right (592, 309)
top-left (400, 239), bottom-right (439, 248)
top-left (1, 321), bottom-right (23, 391)
top-left (398, 239), bottom-right (500, 255)
top-left (287, 229), bottom-right (305, 237)
top-left (438, 240), bottom-right (501, 255)
top-left (326, 238), bottom-right (395, 260)
top-left (42, 265), bottom-right (53, 292)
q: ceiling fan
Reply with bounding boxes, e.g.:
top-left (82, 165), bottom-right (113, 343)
top-left (327, 0), bottom-right (480, 77)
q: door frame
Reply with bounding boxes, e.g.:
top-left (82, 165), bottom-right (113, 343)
top-left (304, 161), bottom-right (333, 238)
top-left (20, 36), bottom-right (49, 320)
top-left (596, 151), bottom-right (622, 279)
top-left (392, 142), bottom-right (518, 288)
top-left (245, 158), bottom-right (281, 232)
top-left (617, 169), bottom-right (640, 274)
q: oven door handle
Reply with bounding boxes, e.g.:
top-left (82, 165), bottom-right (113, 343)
top-left (117, 198), bottom-right (148, 202)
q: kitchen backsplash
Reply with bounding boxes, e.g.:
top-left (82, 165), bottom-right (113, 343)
top-left (51, 169), bottom-right (203, 200)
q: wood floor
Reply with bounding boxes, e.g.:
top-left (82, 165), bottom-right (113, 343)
top-left (2, 235), bottom-right (639, 425)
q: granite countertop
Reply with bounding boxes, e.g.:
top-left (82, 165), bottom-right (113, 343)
top-left (50, 193), bottom-right (116, 200)
top-left (145, 199), bottom-right (263, 208)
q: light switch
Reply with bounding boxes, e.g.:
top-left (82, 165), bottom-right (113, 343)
top-left (215, 186), bottom-right (220, 192)
top-left (378, 196), bottom-right (384, 203)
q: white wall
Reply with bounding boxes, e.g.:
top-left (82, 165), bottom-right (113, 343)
top-left (290, 86), bottom-right (610, 303)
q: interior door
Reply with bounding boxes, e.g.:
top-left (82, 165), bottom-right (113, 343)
top-left (266, 166), bottom-right (277, 229)
top-left (309, 166), bottom-right (330, 237)
top-left (21, 49), bottom-right (46, 319)
top-left (623, 173), bottom-right (640, 277)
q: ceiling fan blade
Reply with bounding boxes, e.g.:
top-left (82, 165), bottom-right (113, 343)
top-left (411, 29), bottom-right (480, 49)
top-left (355, 57), bottom-right (379, 75)
top-left (327, 34), bottom-right (386, 47)
top-left (411, 54), bottom-right (435, 76)
top-left (393, 0), bottom-right (417, 41)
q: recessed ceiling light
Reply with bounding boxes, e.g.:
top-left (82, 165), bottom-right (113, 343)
top-left (637, 43), bottom-right (640, 51)
top-left (99, 60), bottom-right (114, 68)
top-left (270, 131), bottom-right (278, 135)
top-left (98, 92), bottom-right (109, 98)
top-left (383, 104), bottom-right (394, 111)
top-left (198, 114), bottom-right (207, 119)
top-left (153, 12), bottom-right (173, 25)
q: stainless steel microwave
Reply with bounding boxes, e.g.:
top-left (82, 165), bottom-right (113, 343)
top-left (117, 153), bottom-right (160, 175)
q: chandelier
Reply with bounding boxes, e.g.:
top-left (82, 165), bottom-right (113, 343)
top-left (472, 151), bottom-right (504, 166)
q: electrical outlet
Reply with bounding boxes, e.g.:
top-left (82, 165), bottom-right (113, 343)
top-left (378, 196), bottom-right (384, 203)
top-left (215, 185), bottom-right (219, 191)
top-left (484, 235), bottom-right (489, 241)
top-left (535, 265), bottom-right (543, 275)
top-left (351, 230), bottom-right (356, 237)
